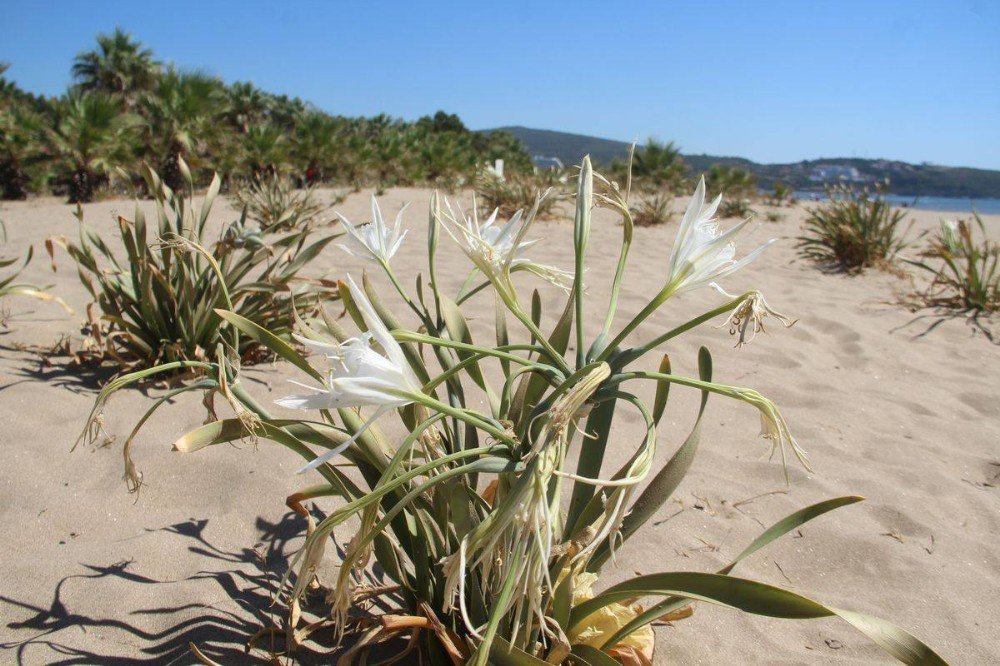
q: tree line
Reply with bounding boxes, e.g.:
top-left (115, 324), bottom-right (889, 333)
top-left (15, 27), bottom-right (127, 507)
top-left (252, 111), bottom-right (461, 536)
top-left (0, 29), bottom-right (532, 202)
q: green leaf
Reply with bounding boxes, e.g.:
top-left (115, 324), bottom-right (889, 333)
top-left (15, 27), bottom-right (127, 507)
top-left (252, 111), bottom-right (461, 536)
top-left (651, 353), bottom-right (671, 425)
top-left (511, 290), bottom-right (575, 424)
top-left (601, 495), bottom-right (865, 649)
top-left (724, 495), bottom-right (864, 574)
top-left (488, 637), bottom-right (550, 666)
top-left (214, 309), bottom-right (320, 381)
top-left (569, 572), bottom-right (947, 666)
top-left (569, 644), bottom-right (620, 666)
top-left (588, 347), bottom-right (712, 570)
top-left (565, 396), bottom-right (616, 534)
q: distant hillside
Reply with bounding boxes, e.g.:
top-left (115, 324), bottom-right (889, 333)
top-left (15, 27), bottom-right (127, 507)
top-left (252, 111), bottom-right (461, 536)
top-left (483, 126), bottom-right (1000, 199)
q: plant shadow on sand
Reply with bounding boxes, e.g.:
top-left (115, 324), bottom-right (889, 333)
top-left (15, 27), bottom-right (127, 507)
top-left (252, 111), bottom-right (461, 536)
top-left (890, 305), bottom-right (998, 344)
top-left (0, 512), bottom-right (393, 665)
top-left (0, 339), bottom-right (119, 396)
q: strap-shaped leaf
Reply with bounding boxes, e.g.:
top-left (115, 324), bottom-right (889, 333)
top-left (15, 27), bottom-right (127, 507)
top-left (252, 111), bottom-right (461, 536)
top-left (651, 353), bottom-right (671, 425)
top-left (565, 396), bottom-right (616, 534)
top-left (570, 572), bottom-right (947, 666)
top-left (488, 637), bottom-right (550, 666)
top-left (569, 644), bottom-right (620, 666)
top-left (214, 308), bottom-right (320, 381)
top-left (439, 292), bottom-right (493, 397)
top-left (601, 495), bottom-right (865, 649)
top-left (511, 290), bottom-right (575, 424)
top-left (587, 347), bottom-right (712, 571)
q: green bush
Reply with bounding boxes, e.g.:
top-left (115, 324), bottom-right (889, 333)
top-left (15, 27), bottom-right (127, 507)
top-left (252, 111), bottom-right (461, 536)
top-left (910, 215), bottom-right (999, 312)
top-left (632, 193), bottom-right (674, 226)
top-left (2, 34), bottom-right (534, 200)
top-left (48, 163), bottom-right (338, 370)
top-left (798, 184), bottom-right (913, 271)
top-left (230, 173), bottom-right (332, 232)
top-left (475, 170), bottom-right (566, 219)
top-left (719, 198), bottom-right (755, 219)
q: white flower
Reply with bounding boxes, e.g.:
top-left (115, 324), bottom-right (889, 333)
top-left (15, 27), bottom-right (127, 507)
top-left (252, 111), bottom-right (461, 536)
top-left (337, 196), bottom-right (409, 264)
top-left (441, 199), bottom-right (571, 289)
top-left (666, 177), bottom-right (774, 295)
top-left (276, 274), bottom-right (422, 473)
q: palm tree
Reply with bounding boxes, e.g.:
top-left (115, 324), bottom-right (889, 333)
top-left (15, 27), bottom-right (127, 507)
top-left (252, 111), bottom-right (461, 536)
top-left (140, 68), bottom-right (223, 190)
top-left (240, 124), bottom-right (287, 180)
top-left (292, 112), bottom-right (341, 184)
top-left (707, 164), bottom-right (757, 199)
top-left (47, 92), bottom-right (137, 202)
top-left (72, 28), bottom-right (160, 106)
top-left (1, 64), bottom-right (45, 199)
top-left (224, 81), bottom-right (270, 134)
top-left (0, 104), bottom-right (46, 199)
top-left (631, 139), bottom-right (686, 193)
top-left (265, 94), bottom-right (307, 131)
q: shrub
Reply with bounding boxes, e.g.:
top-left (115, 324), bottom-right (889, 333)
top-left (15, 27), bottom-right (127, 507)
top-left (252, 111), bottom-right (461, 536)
top-left (719, 198), bottom-right (754, 219)
top-left (475, 170), bottom-right (565, 219)
top-left (798, 184), bottom-right (913, 271)
top-left (230, 173), bottom-right (333, 232)
top-left (1, 219), bottom-right (69, 320)
top-left (910, 215), bottom-right (999, 312)
top-left (769, 180), bottom-right (793, 206)
top-left (44, 92), bottom-right (138, 203)
top-left (83, 164), bottom-right (944, 664)
top-left (706, 164), bottom-right (756, 200)
top-left (632, 193), bottom-right (674, 226)
top-left (624, 138), bottom-right (687, 194)
top-left (48, 162), bottom-right (338, 371)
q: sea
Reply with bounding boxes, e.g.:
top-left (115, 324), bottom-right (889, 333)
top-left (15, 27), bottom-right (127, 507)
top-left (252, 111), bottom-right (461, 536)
top-left (792, 191), bottom-right (1000, 216)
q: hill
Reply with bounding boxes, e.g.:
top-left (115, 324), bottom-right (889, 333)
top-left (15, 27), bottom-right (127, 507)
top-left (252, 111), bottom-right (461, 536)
top-left (483, 126), bottom-right (1000, 199)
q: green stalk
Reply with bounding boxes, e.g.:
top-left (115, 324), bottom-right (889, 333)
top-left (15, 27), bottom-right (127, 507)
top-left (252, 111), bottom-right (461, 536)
top-left (613, 293), bottom-right (748, 366)
top-left (395, 330), bottom-right (555, 372)
top-left (596, 281), bottom-right (678, 362)
top-left (494, 283), bottom-right (572, 375)
top-left (573, 157), bottom-right (593, 369)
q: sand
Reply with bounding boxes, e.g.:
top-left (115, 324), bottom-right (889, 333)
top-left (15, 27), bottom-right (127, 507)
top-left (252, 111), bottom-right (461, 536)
top-left (0, 187), bottom-right (997, 665)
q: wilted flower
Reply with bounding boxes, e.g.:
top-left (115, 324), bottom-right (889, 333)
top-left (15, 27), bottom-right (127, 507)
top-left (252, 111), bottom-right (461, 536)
top-left (666, 177), bottom-right (774, 295)
top-left (568, 571), bottom-right (654, 663)
top-left (276, 274), bottom-right (422, 473)
top-left (337, 196), bottom-right (409, 264)
top-left (734, 388), bottom-right (811, 473)
top-left (441, 198), bottom-right (571, 289)
top-left (716, 289), bottom-right (797, 347)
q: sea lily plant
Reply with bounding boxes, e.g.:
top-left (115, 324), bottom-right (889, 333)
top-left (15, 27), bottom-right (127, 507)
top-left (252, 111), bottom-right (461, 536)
top-left (82, 159), bottom-right (946, 665)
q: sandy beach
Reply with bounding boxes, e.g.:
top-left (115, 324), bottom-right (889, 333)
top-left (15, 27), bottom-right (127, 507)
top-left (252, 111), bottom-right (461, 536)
top-left (1, 189), bottom-right (997, 665)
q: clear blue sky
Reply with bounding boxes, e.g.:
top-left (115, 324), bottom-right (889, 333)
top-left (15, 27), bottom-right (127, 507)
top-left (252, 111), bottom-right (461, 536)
top-left (2, 0), bottom-right (998, 169)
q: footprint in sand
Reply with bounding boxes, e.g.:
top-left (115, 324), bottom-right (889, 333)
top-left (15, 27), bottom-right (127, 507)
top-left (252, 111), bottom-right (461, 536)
top-left (807, 316), bottom-right (869, 369)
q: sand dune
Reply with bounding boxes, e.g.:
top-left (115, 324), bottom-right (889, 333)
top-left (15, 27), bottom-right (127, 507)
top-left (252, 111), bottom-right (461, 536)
top-left (1, 189), bottom-right (997, 664)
